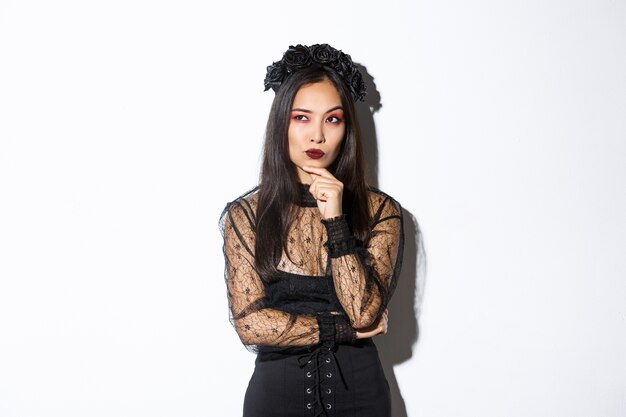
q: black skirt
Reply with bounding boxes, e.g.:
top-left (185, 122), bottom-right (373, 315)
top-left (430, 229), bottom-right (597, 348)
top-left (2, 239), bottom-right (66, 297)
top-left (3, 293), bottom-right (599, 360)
top-left (243, 338), bottom-right (391, 417)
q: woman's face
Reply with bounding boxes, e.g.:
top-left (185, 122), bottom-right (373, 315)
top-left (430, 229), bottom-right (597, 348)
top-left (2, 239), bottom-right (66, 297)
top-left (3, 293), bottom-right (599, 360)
top-left (288, 79), bottom-right (346, 183)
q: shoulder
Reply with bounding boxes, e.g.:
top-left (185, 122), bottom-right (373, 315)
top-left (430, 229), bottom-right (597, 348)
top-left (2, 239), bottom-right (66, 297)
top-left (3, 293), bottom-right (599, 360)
top-left (366, 187), bottom-right (403, 223)
top-left (224, 186), bottom-right (260, 212)
top-left (219, 186), bottom-right (260, 230)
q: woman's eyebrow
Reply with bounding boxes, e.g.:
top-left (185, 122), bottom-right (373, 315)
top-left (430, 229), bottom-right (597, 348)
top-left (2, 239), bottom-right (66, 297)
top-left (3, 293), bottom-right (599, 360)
top-left (325, 105), bottom-right (343, 114)
top-left (291, 105), bottom-right (344, 114)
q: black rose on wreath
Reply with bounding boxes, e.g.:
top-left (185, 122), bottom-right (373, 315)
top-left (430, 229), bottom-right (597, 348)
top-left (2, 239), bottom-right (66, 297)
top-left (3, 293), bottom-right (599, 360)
top-left (347, 68), bottom-right (366, 102)
top-left (264, 61), bottom-right (286, 92)
top-left (311, 43), bottom-right (339, 64)
top-left (282, 44), bottom-right (313, 71)
top-left (331, 53), bottom-right (354, 76)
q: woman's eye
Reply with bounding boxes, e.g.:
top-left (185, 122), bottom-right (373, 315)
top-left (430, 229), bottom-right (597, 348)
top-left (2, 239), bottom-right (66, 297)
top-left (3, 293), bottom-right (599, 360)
top-left (293, 115), bottom-right (308, 121)
top-left (327, 116), bottom-right (343, 124)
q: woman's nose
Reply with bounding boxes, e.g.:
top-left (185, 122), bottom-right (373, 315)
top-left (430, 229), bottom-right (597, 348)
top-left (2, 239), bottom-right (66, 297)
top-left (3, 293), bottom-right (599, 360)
top-left (309, 123), bottom-right (325, 143)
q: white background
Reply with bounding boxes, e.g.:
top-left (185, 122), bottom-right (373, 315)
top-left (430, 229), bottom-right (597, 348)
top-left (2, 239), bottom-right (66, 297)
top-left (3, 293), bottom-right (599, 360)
top-left (1, 1), bottom-right (625, 416)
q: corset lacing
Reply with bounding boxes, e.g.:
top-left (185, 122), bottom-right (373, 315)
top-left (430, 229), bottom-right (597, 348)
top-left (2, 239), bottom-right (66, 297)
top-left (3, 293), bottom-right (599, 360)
top-left (298, 344), bottom-right (348, 417)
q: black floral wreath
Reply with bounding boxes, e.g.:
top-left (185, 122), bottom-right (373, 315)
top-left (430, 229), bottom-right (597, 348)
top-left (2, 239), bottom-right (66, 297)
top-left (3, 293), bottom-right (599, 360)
top-left (264, 44), bottom-right (367, 102)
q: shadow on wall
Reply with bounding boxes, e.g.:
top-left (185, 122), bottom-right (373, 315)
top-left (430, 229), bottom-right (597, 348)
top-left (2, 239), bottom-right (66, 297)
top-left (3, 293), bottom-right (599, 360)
top-left (355, 63), bottom-right (382, 188)
top-left (356, 63), bottom-right (427, 417)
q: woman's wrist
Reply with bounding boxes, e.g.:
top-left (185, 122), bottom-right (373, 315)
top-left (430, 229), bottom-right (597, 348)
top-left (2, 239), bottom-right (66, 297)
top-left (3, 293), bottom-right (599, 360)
top-left (321, 215), bottom-right (350, 240)
top-left (316, 312), bottom-right (356, 346)
top-left (334, 314), bottom-right (356, 344)
top-left (321, 215), bottom-right (358, 258)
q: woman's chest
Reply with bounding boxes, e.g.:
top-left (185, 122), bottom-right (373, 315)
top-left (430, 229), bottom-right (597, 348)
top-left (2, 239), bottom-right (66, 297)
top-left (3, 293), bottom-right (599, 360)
top-left (277, 208), bottom-right (329, 277)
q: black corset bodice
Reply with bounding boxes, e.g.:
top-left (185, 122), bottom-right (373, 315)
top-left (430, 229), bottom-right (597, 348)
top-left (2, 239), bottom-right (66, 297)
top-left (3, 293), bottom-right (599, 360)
top-left (263, 273), bottom-right (341, 316)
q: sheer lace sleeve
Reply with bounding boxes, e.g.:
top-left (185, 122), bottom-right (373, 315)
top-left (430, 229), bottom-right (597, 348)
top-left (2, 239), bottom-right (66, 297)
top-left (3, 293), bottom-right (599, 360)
top-left (322, 192), bottom-right (404, 329)
top-left (221, 197), bottom-right (317, 349)
top-left (220, 193), bottom-right (354, 350)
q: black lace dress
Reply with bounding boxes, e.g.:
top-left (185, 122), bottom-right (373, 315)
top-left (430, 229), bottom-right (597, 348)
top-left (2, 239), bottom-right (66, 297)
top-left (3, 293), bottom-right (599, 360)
top-left (220, 185), bottom-right (404, 417)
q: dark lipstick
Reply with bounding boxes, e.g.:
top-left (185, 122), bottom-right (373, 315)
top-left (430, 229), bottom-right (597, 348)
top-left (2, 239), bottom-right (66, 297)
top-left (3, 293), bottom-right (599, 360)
top-left (305, 149), bottom-right (325, 159)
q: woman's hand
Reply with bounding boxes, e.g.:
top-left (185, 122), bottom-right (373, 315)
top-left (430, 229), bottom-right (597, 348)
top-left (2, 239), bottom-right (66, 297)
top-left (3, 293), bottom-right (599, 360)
top-left (303, 166), bottom-right (343, 219)
top-left (355, 309), bottom-right (388, 339)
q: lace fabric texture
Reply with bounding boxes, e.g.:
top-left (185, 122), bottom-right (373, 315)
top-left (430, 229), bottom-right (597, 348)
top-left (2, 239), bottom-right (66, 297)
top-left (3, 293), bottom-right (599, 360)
top-left (220, 186), bottom-right (404, 352)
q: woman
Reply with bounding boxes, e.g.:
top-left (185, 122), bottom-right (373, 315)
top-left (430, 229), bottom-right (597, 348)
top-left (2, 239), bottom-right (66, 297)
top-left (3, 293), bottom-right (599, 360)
top-left (220, 44), bottom-right (404, 417)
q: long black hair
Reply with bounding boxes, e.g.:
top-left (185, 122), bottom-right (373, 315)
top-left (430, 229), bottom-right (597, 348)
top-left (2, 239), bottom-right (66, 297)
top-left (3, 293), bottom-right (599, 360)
top-left (255, 65), bottom-right (370, 282)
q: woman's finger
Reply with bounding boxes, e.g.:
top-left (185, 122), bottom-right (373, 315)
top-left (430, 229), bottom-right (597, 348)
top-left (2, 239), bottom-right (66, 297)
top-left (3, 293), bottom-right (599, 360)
top-left (302, 166), bottom-right (336, 179)
top-left (309, 173), bottom-right (341, 187)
